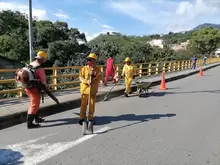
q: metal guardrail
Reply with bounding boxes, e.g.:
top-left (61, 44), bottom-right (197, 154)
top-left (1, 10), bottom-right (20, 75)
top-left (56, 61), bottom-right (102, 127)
top-left (0, 58), bottom-right (219, 98)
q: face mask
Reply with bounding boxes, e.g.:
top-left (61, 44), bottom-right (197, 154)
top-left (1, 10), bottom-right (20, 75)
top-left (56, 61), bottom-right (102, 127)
top-left (88, 61), bottom-right (93, 67)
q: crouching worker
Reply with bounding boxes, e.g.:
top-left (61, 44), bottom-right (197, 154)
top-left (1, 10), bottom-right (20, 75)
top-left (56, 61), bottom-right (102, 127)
top-left (78, 53), bottom-right (101, 125)
top-left (121, 57), bottom-right (136, 97)
top-left (15, 51), bottom-right (49, 129)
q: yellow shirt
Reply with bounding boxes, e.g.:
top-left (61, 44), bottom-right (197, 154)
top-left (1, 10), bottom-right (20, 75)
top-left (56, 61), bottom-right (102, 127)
top-left (121, 64), bottom-right (136, 78)
top-left (79, 65), bottom-right (101, 95)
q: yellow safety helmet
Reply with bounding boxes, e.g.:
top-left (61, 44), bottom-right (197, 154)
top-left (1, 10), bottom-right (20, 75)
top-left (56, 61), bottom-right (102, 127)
top-left (87, 53), bottom-right (97, 61)
top-left (35, 51), bottom-right (47, 60)
top-left (125, 57), bottom-right (131, 62)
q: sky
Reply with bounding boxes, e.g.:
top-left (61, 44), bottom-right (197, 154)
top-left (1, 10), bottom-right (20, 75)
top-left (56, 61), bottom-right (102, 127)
top-left (0, 0), bottom-right (220, 41)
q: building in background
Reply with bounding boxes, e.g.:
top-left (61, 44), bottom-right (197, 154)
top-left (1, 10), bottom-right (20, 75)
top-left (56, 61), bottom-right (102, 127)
top-left (148, 39), bottom-right (166, 49)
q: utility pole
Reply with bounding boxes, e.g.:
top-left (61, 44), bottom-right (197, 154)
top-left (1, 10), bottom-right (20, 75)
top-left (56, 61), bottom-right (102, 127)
top-left (28, 0), bottom-right (34, 62)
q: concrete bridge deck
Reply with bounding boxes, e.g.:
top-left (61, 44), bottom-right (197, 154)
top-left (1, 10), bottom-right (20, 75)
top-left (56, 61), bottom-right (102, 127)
top-left (0, 64), bottom-right (220, 164)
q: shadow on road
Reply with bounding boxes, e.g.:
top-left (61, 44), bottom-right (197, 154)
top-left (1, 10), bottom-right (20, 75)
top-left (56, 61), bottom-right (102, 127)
top-left (0, 149), bottom-right (24, 165)
top-left (163, 89), bottom-right (220, 95)
top-left (95, 113), bottom-right (176, 134)
top-left (138, 89), bottom-right (220, 98)
top-left (94, 113), bottom-right (176, 125)
top-left (40, 117), bottom-right (78, 128)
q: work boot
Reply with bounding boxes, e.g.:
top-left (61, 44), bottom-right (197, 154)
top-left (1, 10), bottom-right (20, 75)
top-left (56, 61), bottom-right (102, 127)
top-left (27, 114), bottom-right (40, 129)
top-left (35, 114), bottom-right (45, 123)
top-left (87, 120), bottom-right (94, 134)
top-left (124, 92), bottom-right (128, 97)
top-left (78, 119), bottom-right (85, 125)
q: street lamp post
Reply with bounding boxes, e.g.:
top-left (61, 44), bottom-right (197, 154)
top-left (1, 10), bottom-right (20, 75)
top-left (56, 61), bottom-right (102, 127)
top-left (28, 0), bottom-right (34, 62)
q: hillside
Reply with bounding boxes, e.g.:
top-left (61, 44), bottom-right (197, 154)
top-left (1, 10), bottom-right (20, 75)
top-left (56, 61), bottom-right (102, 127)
top-left (193, 23), bottom-right (220, 30)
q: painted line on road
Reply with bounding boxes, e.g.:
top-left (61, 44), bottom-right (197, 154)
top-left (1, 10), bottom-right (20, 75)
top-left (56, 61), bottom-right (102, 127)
top-left (0, 126), bottom-right (110, 165)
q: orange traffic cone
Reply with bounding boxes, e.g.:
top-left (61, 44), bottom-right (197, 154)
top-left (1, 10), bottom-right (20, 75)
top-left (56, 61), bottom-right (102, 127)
top-left (199, 66), bottom-right (204, 76)
top-left (160, 72), bottom-right (167, 90)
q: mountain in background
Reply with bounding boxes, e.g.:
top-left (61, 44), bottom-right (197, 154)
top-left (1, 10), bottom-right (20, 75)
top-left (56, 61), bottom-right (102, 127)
top-left (193, 23), bottom-right (220, 30)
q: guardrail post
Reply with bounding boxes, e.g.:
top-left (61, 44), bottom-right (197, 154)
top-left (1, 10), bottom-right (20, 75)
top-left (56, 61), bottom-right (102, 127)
top-left (100, 66), bottom-right (104, 84)
top-left (185, 61), bottom-right (188, 69)
top-left (155, 63), bottom-right (159, 75)
top-left (181, 61), bottom-right (184, 70)
top-left (52, 68), bottom-right (57, 91)
top-left (162, 63), bottom-right (166, 73)
top-left (188, 61), bottom-right (191, 69)
top-left (173, 62), bottom-right (176, 72)
top-left (168, 62), bottom-right (171, 72)
top-left (139, 64), bottom-right (142, 77)
top-left (148, 63), bottom-right (151, 75)
top-left (17, 89), bottom-right (23, 97)
top-left (116, 65), bottom-right (119, 77)
top-left (177, 61), bottom-right (180, 71)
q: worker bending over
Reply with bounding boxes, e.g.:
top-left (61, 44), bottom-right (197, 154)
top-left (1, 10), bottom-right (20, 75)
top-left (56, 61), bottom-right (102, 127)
top-left (121, 57), bottom-right (136, 97)
top-left (78, 53), bottom-right (101, 125)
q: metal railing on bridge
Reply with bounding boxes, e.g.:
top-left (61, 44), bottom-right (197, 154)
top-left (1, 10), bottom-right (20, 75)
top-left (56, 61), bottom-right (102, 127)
top-left (0, 58), bottom-right (219, 98)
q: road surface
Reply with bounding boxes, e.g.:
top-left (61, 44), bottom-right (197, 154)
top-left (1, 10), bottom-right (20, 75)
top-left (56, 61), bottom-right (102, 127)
top-left (1, 66), bottom-right (220, 165)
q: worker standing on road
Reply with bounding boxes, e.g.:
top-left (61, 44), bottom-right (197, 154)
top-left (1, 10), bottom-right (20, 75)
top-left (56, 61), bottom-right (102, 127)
top-left (191, 55), bottom-right (197, 69)
top-left (121, 57), bottom-right (136, 97)
top-left (203, 55), bottom-right (207, 66)
top-left (78, 53), bottom-right (101, 125)
top-left (20, 51), bottom-right (49, 129)
top-left (104, 54), bottom-right (116, 86)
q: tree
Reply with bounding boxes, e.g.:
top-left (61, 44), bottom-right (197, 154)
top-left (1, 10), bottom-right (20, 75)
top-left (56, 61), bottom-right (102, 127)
top-left (189, 27), bottom-right (220, 54)
top-left (1, 9), bottom-right (216, 68)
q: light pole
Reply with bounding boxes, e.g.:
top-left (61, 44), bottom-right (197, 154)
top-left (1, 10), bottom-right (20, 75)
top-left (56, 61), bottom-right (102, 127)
top-left (28, 0), bottom-right (34, 62)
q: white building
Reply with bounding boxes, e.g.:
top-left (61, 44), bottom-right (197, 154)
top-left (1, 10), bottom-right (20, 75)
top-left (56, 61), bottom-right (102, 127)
top-left (148, 39), bottom-right (165, 49)
top-left (214, 48), bottom-right (220, 57)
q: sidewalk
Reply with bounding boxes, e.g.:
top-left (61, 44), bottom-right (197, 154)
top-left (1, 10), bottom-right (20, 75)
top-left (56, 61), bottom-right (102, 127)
top-left (0, 63), bottom-right (219, 129)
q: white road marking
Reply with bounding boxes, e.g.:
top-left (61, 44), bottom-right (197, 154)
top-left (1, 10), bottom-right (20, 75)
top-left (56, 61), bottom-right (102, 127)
top-left (0, 126), bottom-right (110, 165)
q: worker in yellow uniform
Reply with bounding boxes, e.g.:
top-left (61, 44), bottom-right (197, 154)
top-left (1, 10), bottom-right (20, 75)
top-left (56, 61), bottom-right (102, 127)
top-left (121, 57), bottom-right (136, 97)
top-left (78, 53), bottom-right (101, 125)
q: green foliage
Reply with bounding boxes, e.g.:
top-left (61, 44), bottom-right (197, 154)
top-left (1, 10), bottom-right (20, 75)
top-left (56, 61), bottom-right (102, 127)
top-left (161, 31), bottom-right (193, 44)
top-left (189, 27), bottom-right (220, 55)
top-left (1, 10), bottom-right (219, 68)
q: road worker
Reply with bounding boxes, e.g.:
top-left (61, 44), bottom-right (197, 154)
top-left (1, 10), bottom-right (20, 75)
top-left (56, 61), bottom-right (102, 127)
top-left (203, 55), bottom-right (207, 66)
top-left (24, 51), bottom-right (49, 128)
top-left (104, 54), bottom-right (116, 86)
top-left (78, 53), bottom-right (101, 125)
top-left (191, 55), bottom-right (197, 69)
top-left (121, 57), bottom-right (136, 97)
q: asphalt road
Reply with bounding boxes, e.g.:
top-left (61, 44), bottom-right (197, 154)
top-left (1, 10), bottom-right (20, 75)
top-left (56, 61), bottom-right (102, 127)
top-left (1, 66), bottom-right (220, 165)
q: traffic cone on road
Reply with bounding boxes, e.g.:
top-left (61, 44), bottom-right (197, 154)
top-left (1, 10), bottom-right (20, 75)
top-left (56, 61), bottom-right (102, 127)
top-left (199, 66), bottom-right (204, 76)
top-left (160, 72), bottom-right (167, 90)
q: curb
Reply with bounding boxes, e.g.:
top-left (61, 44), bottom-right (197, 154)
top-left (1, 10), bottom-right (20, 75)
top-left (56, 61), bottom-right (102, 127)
top-left (0, 63), bottom-right (220, 130)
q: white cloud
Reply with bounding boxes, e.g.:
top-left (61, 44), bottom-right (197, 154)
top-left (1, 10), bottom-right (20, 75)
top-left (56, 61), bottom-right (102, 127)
top-left (102, 24), bottom-right (113, 29)
top-left (0, 2), bottom-right (48, 20)
top-left (92, 18), bottom-right (113, 30)
top-left (54, 10), bottom-right (69, 19)
top-left (80, 28), bottom-right (118, 42)
top-left (107, 0), bottom-right (220, 33)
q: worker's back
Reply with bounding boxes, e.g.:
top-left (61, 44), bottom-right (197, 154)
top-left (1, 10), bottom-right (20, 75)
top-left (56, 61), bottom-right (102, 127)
top-left (106, 57), bottom-right (114, 72)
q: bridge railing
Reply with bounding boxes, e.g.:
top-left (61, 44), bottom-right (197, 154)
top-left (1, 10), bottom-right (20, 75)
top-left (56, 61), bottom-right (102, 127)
top-left (0, 58), bottom-right (219, 98)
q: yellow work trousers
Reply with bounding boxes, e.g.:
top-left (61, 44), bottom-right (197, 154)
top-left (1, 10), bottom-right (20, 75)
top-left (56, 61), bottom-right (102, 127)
top-left (125, 77), bottom-right (133, 94)
top-left (80, 93), bottom-right (96, 120)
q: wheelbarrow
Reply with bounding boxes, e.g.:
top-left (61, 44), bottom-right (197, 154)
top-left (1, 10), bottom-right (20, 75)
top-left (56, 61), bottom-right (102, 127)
top-left (135, 81), bottom-right (152, 97)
